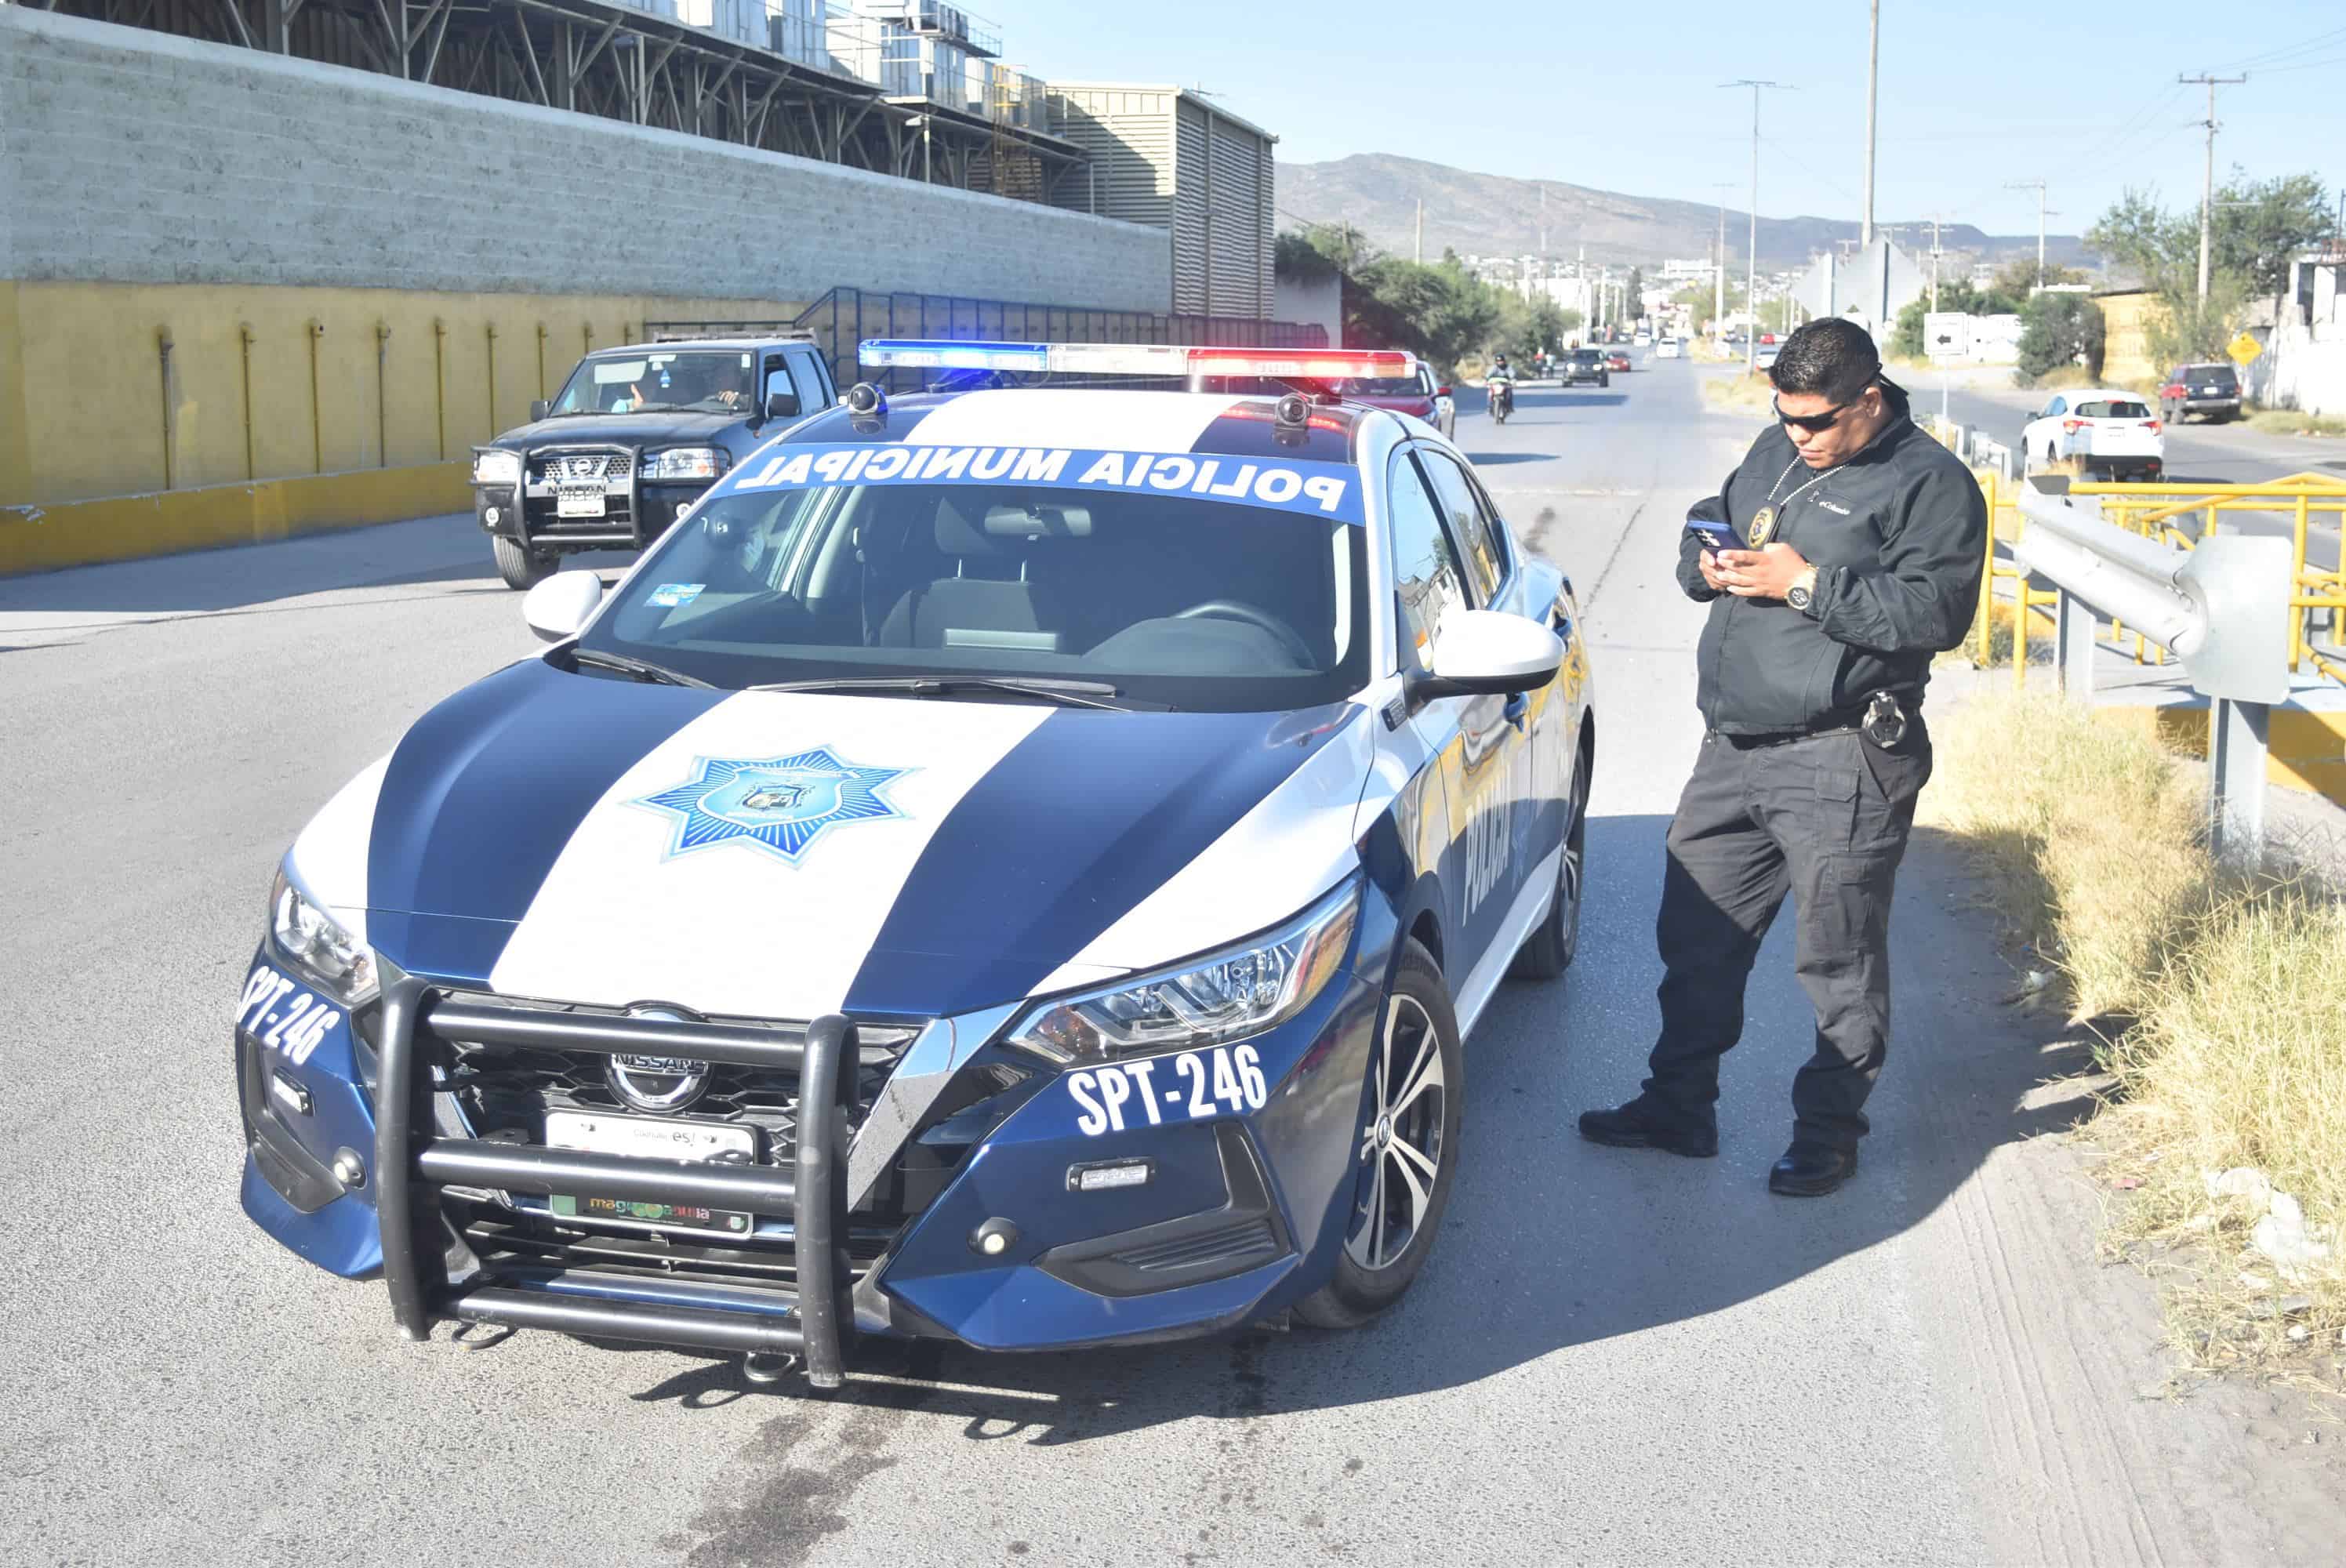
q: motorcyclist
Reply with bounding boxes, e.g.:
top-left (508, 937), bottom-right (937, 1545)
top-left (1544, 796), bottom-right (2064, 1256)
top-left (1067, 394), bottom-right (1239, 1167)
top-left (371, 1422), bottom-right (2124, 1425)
top-left (1488, 353), bottom-right (1516, 419)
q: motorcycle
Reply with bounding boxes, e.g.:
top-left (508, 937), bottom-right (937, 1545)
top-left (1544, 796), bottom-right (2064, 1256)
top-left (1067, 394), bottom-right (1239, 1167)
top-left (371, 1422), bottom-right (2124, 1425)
top-left (1489, 376), bottom-right (1515, 424)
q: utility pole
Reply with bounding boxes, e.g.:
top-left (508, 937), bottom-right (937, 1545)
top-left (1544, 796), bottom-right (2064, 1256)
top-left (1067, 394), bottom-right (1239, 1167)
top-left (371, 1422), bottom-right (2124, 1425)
top-left (1861, 0), bottom-right (1879, 248)
top-left (1712, 180), bottom-right (1734, 336)
top-left (2180, 71), bottom-right (2246, 301)
top-left (1723, 80), bottom-right (1789, 374)
top-left (1928, 215), bottom-right (1944, 312)
top-left (2006, 179), bottom-right (2051, 289)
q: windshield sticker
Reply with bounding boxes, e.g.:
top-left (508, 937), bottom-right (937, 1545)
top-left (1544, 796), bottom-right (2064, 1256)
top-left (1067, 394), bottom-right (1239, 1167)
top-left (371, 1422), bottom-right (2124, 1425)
top-left (630, 747), bottom-right (916, 866)
top-left (647, 583), bottom-right (705, 608)
top-left (730, 444), bottom-right (1365, 524)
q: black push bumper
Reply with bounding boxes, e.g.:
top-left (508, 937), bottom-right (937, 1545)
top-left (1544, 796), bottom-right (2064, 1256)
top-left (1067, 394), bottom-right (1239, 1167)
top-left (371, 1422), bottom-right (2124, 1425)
top-left (372, 977), bottom-right (859, 1386)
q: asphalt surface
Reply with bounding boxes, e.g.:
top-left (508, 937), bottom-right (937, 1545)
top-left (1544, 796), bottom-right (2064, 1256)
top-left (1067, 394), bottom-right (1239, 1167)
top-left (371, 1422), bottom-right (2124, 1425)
top-left (5, 362), bottom-right (2341, 1566)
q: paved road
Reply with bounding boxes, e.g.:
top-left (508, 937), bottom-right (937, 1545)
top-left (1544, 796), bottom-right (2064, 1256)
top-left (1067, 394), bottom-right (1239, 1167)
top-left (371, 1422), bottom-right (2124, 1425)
top-left (5, 366), bottom-right (2339, 1566)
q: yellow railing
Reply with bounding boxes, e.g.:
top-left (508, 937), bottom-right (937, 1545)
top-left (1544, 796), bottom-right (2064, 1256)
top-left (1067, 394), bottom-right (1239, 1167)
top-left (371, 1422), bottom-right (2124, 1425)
top-left (1930, 416), bottom-right (2346, 688)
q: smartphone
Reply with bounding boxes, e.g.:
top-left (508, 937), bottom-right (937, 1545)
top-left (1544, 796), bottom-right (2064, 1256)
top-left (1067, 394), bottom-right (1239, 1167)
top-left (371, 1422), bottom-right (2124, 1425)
top-left (1684, 515), bottom-right (1741, 554)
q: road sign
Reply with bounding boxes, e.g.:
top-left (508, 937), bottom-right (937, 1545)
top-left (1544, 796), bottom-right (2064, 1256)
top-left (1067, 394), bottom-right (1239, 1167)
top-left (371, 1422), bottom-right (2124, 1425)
top-left (2226, 331), bottom-right (2263, 367)
top-left (1924, 312), bottom-right (1971, 361)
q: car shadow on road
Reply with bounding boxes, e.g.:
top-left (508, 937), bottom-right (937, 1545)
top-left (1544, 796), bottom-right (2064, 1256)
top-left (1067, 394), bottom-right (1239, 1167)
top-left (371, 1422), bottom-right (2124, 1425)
top-left (612, 815), bottom-right (2080, 1450)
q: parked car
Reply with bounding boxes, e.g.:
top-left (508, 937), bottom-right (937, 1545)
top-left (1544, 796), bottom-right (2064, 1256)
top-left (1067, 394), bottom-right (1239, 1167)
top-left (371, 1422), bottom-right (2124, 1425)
top-left (470, 334), bottom-right (839, 590)
top-left (2022, 390), bottom-right (2165, 481)
top-left (1755, 347), bottom-right (1781, 372)
top-left (1332, 365), bottom-right (1454, 438)
top-left (1560, 348), bottom-right (1611, 388)
top-left (2158, 361), bottom-right (2242, 424)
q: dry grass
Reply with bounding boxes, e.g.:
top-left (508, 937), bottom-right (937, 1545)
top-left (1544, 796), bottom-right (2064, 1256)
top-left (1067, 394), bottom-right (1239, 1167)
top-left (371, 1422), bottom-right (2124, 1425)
top-left (1923, 690), bottom-right (2346, 1378)
top-left (1700, 370), bottom-right (1774, 414)
top-left (2243, 407), bottom-right (2346, 438)
top-left (1936, 596), bottom-right (2055, 672)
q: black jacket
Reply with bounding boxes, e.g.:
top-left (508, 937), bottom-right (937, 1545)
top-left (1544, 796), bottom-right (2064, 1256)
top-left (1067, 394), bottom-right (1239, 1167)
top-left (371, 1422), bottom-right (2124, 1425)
top-left (1679, 379), bottom-right (1986, 735)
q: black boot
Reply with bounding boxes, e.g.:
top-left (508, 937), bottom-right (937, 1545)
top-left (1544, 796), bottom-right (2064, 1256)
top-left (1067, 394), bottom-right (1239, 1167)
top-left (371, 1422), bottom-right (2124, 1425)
top-left (1767, 1141), bottom-right (1858, 1196)
top-left (1577, 1098), bottom-right (1718, 1158)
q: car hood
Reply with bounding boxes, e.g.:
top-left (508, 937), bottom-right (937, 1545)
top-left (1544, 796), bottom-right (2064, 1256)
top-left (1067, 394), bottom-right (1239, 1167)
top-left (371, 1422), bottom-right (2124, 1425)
top-left (305, 658), bottom-right (1373, 1020)
top-left (490, 410), bottom-right (746, 450)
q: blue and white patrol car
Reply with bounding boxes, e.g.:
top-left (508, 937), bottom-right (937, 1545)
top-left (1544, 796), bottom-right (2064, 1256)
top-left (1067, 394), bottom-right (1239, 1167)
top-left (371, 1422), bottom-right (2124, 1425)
top-left (234, 342), bottom-right (1596, 1386)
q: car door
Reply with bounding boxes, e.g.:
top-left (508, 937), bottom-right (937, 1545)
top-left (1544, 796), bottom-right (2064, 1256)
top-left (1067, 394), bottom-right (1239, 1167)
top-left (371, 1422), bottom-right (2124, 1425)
top-left (1404, 447), bottom-right (1537, 978)
top-left (2025, 395), bottom-right (2065, 459)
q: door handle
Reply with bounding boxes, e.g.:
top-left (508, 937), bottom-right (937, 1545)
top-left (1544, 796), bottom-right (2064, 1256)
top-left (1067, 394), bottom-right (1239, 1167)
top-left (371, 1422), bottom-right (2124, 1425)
top-left (1503, 692), bottom-right (1529, 731)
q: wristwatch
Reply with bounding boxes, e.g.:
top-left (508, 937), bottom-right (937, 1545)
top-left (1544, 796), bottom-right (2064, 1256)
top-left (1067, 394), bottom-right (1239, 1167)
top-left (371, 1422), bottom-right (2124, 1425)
top-left (1785, 567), bottom-right (1819, 614)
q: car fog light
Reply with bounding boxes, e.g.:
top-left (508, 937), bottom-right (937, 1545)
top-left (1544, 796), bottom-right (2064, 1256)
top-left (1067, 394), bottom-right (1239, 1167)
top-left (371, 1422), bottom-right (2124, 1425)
top-left (971, 1218), bottom-right (1019, 1257)
top-left (332, 1148), bottom-right (367, 1189)
top-left (485, 505), bottom-right (500, 525)
top-left (1067, 1158), bottom-right (1152, 1193)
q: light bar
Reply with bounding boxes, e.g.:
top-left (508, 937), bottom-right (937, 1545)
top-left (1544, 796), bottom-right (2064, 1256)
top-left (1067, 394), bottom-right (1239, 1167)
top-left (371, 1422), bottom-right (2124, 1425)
top-left (856, 340), bottom-right (1418, 381)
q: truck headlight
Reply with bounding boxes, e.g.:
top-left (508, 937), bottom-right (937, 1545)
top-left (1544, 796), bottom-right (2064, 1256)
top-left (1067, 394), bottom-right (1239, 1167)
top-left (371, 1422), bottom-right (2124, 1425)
top-left (269, 866), bottom-right (378, 1004)
top-left (641, 447), bottom-right (728, 481)
top-left (1007, 877), bottom-right (1360, 1065)
top-left (472, 448), bottom-right (521, 485)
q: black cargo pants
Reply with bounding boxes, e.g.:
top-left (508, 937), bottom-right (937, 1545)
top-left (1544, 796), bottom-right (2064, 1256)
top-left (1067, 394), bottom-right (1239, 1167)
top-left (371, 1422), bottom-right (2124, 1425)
top-left (1640, 720), bottom-right (1932, 1150)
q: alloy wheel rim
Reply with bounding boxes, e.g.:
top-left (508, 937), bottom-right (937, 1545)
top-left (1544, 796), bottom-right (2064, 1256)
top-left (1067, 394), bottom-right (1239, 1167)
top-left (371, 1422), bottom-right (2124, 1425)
top-left (1345, 993), bottom-right (1446, 1271)
top-left (1558, 753), bottom-right (1587, 950)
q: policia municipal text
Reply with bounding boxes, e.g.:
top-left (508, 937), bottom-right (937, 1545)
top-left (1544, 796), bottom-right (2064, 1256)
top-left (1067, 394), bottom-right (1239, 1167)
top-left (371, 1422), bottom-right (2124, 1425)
top-left (1582, 318), bottom-right (1988, 1196)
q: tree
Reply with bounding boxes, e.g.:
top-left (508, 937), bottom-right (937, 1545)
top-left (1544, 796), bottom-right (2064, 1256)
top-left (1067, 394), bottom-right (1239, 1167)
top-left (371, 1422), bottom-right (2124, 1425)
top-left (2084, 172), bottom-right (2334, 365)
top-left (2014, 292), bottom-right (2104, 383)
top-left (1887, 278), bottom-right (2027, 358)
top-left (1992, 257), bottom-right (2084, 297)
top-left (1625, 267), bottom-right (1645, 320)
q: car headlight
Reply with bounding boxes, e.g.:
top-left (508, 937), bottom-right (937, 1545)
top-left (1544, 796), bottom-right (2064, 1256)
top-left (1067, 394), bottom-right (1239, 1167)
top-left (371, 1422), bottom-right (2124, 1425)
top-left (472, 448), bottom-right (521, 485)
top-left (641, 447), bottom-right (728, 481)
top-left (269, 866), bottom-right (378, 1004)
top-left (1007, 877), bottom-right (1360, 1066)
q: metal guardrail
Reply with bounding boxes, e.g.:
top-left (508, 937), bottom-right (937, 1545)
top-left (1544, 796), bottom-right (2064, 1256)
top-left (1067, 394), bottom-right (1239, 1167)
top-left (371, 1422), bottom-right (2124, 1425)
top-left (2010, 479), bottom-right (2295, 858)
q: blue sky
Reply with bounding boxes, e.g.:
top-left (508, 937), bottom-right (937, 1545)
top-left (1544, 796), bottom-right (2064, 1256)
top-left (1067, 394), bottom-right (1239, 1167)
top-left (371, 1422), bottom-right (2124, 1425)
top-left (995, 1), bottom-right (2344, 241)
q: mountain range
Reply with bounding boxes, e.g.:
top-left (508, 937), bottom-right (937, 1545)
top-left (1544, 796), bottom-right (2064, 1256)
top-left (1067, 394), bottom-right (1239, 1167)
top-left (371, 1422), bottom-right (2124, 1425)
top-left (1274, 154), bottom-right (2094, 274)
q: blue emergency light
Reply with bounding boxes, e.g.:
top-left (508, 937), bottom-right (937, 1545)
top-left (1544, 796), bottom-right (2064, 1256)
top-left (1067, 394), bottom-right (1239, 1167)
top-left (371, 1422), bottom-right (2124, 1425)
top-left (856, 340), bottom-right (1417, 380)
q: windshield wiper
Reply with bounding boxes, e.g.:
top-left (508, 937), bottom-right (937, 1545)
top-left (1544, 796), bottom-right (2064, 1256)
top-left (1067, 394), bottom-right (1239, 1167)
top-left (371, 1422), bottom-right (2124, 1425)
top-left (566, 648), bottom-right (714, 688)
top-left (748, 674), bottom-right (1157, 711)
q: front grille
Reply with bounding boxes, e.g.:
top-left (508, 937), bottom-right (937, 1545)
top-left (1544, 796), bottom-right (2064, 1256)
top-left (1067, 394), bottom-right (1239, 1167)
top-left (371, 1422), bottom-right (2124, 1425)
top-left (445, 1027), bottom-right (913, 1156)
top-left (531, 450), bottom-right (633, 482)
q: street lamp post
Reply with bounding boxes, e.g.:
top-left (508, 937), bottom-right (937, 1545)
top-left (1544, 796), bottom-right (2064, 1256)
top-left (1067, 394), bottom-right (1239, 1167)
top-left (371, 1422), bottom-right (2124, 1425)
top-left (1723, 80), bottom-right (1789, 375)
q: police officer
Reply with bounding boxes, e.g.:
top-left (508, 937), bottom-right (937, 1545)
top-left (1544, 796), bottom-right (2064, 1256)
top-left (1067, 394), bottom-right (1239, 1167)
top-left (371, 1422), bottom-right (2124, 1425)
top-left (1579, 318), bottom-right (1987, 1196)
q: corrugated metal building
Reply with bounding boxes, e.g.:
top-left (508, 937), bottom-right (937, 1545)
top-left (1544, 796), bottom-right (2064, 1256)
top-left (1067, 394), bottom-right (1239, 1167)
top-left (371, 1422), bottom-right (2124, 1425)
top-left (1044, 84), bottom-right (1276, 321)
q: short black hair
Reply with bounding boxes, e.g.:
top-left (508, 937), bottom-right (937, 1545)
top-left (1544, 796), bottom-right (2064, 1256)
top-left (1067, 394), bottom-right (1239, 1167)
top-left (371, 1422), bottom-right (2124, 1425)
top-left (1767, 318), bottom-right (1881, 401)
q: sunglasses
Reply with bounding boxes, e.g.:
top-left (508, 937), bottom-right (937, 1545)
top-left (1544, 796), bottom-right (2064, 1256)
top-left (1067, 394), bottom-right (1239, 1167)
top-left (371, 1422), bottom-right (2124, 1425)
top-left (1773, 381), bottom-right (1877, 434)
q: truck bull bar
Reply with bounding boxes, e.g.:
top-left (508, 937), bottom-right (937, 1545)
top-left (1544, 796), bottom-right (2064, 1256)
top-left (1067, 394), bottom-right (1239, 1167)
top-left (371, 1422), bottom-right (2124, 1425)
top-left (372, 977), bottom-right (859, 1386)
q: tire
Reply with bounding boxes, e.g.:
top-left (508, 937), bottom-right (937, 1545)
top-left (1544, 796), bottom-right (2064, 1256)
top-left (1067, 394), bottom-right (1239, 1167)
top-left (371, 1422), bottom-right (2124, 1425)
top-left (1600, 374), bottom-right (1611, 388)
top-left (1293, 937), bottom-right (1462, 1330)
top-left (1509, 733), bottom-right (1589, 981)
top-left (492, 534), bottom-right (556, 591)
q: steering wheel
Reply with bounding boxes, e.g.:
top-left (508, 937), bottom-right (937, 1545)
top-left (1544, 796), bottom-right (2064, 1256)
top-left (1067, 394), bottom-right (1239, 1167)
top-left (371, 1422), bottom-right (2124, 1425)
top-left (1170, 599), bottom-right (1316, 666)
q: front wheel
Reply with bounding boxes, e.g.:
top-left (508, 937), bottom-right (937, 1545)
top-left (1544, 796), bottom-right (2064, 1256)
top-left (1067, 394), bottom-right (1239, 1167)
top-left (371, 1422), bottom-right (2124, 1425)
top-left (492, 535), bottom-right (556, 590)
top-left (1294, 938), bottom-right (1462, 1330)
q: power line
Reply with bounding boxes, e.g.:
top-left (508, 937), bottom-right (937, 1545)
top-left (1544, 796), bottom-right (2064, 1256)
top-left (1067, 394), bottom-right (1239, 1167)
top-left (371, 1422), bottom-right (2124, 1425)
top-left (2215, 24), bottom-right (2346, 72)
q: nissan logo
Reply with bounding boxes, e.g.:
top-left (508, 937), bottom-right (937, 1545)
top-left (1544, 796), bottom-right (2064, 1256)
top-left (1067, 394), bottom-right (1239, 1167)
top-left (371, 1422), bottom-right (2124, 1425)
top-left (607, 1007), bottom-right (709, 1113)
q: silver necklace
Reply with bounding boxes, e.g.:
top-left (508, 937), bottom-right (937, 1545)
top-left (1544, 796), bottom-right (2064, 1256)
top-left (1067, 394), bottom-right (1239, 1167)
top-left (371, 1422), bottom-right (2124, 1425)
top-left (1749, 455), bottom-right (1832, 545)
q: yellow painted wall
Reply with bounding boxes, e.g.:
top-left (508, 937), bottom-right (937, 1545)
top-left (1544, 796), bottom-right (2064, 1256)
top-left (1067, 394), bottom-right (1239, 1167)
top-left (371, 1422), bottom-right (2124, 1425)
top-left (2096, 290), bottom-right (2163, 388)
top-left (2, 281), bottom-right (806, 508)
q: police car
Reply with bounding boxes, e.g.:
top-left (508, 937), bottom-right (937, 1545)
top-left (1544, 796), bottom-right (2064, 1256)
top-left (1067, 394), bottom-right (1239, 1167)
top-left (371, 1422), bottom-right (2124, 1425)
top-left (234, 342), bottom-right (1597, 1386)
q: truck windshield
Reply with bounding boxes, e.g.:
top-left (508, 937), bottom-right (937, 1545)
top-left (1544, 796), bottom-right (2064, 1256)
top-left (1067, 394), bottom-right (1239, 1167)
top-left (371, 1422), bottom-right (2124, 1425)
top-left (550, 350), bottom-right (755, 416)
top-left (575, 468), bottom-right (1371, 713)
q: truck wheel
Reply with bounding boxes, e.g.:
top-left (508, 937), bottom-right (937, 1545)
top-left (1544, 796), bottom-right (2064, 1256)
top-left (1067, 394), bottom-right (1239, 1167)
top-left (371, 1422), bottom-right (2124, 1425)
top-left (1295, 938), bottom-right (1462, 1330)
top-left (493, 535), bottom-right (555, 591)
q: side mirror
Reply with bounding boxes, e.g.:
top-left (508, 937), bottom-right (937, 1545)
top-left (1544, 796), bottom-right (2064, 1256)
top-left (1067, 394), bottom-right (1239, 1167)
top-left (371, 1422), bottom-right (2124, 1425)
top-left (529, 399), bottom-right (551, 423)
top-left (764, 389), bottom-right (800, 420)
top-left (1412, 609), bottom-right (1563, 700)
top-left (521, 571), bottom-right (605, 644)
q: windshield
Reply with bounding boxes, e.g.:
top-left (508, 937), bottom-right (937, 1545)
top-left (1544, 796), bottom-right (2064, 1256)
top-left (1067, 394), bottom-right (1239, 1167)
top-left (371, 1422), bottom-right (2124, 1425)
top-left (1331, 376), bottom-right (1425, 398)
top-left (576, 459), bottom-right (1371, 712)
top-left (1570, 350), bottom-right (1603, 365)
top-left (550, 350), bottom-right (754, 416)
top-left (2182, 365), bottom-right (2238, 387)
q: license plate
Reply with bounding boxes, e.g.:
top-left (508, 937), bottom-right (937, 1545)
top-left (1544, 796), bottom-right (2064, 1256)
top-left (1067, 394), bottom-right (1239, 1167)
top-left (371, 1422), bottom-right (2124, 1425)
top-left (2202, 387), bottom-right (2222, 395)
top-left (555, 488), bottom-right (607, 518)
top-left (543, 1110), bottom-right (756, 1235)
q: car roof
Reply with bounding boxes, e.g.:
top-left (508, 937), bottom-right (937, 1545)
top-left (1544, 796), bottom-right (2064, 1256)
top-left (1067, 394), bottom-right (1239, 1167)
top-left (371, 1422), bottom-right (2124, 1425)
top-left (2059, 390), bottom-right (2150, 404)
top-left (779, 387), bottom-right (1376, 466)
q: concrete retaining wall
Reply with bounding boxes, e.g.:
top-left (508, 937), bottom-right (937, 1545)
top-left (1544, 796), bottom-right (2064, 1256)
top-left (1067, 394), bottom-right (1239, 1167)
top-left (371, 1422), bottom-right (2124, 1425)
top-left (2, 9), bottom-right (1168, 307)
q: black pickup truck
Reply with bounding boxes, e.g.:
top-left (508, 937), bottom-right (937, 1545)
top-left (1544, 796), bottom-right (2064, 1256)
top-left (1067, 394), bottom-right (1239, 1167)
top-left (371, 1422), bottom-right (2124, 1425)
top-left (470, 332), bottom-right (840, 588)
